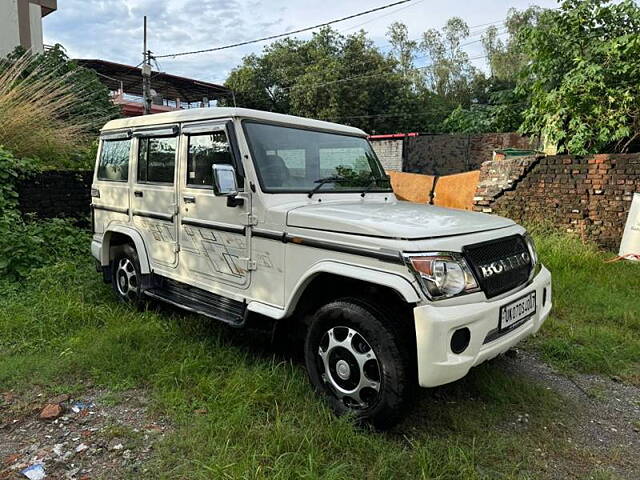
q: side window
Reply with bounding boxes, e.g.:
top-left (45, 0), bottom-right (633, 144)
top-left (187, 132), bottom-right (234, 186)
top-left (97, 139), bottom-right (131, 181)
top-left (137, 136), bottom-right (177, 184)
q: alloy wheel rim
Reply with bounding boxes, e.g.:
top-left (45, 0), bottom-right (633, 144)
top-left (116, 258), bottom-right (138, 300)
top-left (318, 326), bottom-right (381, 409)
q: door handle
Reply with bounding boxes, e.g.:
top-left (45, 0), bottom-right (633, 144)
top-left (183, 196), bottom-right (196, 204)
top-left (134, 191), bottom-right (143, 198)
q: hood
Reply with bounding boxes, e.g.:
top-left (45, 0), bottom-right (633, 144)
top-left (286, 201), bottom-right (515, 239)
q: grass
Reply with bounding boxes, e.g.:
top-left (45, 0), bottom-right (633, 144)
top-left (0, 230), bottom-right (638, 478)
top-left (528, 228), bottom-right (640, 382)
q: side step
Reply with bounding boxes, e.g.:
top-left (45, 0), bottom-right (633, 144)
top-left (144, 277), bottom-right (246, 327)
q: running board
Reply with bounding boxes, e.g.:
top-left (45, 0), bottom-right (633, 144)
top-left (145, 277), bottom-right (246, 327)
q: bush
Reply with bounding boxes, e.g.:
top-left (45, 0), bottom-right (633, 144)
top-left (0, 146), bottom-right (87, 280)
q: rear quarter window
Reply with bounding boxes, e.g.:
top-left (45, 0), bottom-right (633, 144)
top-left (97, 139), bottom-right (131, 182)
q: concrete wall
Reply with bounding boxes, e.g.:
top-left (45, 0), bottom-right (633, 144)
top-left (29, 2), bottom-right (44, 53)
top-left (0, 0), bottom-right (21, 58)
top-left (0, 0), bottom-right (46, 58)
top-left (473, 154), bottom-right (640, 249)
top-left (371, 139), bottom-right (403, 172)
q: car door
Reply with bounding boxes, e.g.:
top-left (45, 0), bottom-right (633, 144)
top-left (177, 121), bottom-right (251, 288)
top-left (131, 126), bottom-right (180, 269)
top-left (92, 130), bottom-right (132, 234)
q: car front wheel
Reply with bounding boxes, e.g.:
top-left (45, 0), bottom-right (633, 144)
top-left (304, 298), bottom-right (413, 429)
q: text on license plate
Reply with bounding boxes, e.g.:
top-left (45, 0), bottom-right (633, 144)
top-left (500, 291), bottom-right (536, 330)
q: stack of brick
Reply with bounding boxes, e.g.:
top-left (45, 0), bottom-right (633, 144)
top-left (473, 154), bottom-right (640, 249)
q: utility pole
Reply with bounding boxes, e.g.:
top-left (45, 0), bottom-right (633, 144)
top-left (142, 16), bottom-right (152, 115)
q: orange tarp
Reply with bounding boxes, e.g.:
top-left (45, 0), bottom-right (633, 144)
top-left (387, 171), bottom-right (435, 204)
top-left (433, 170), bottom-right (481, 211)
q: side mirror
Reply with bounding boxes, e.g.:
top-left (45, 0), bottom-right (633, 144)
top-left (213, 164), bottom-right (238, 196)
top-left (212, 164), bottom-right (244, 207)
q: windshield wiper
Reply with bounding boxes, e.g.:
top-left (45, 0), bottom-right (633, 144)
top-left (308, 176), bottom-right (349, 198)
top-left (360, 176), bottom-right (391, 197)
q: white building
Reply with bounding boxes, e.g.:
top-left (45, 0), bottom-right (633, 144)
top-left (0, 0), bottom-right (57, 58)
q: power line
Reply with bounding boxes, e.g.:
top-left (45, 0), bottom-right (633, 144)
top-left (155, 0), bottom-right (414, 59)
top-left (340, 0), bottom-right (427, 33)
top-left (281, 54), bottom-right (489, 93)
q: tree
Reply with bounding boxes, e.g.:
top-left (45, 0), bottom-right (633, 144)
top-left (225, 28), bottom-right (415, 133)
top-left (517, 0), bottom-right (640, 154)
top-left (482, 7), bottom-right (543, 83)
top-left (419, 18), bottom-right (480, 105)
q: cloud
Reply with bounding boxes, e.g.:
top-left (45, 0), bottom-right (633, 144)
top-left (43, 0), bottom-right (559, 84)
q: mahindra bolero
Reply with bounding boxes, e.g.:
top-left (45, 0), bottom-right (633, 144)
top-left (91, 108), bottom-right (552, 428)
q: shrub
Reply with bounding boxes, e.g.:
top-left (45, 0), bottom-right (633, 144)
top-left (0, 146), bottom-right (87, 280)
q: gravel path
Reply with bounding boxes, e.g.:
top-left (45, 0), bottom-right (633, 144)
top-left (501, 349), bottom-right (640, 479)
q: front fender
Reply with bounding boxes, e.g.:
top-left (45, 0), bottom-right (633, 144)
top-left (101, 225), bottom-right (151, 274)
top-left (284, 261), bottom-right (421, 317)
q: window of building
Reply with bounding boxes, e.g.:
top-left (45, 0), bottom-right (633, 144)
top-left (97, 139), bottom-right (131, 181)
top-left (186, 132), bottom-right (234, 186)
top-left (137, 137), bottom-right (177, 184)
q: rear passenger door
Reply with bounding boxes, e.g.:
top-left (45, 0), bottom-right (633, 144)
top-left (131, 126), bottom-right (180, 269)
top-left (92, 131), bottom-right (132, 235)
top-left (177, 121), bottom-right (251, 288)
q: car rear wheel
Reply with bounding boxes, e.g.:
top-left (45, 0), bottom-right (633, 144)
top-left (111, 245), bottom-right (145, 308)
top-left (304, 298), bottom-right (413, 429)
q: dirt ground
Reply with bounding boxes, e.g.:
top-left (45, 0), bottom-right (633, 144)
top-left (0, 387), bottom-right (170, 480)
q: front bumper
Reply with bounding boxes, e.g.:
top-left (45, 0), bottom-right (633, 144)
top-left (414, 265), bottom-right (552, 388)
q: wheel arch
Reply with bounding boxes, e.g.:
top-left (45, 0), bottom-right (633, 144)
top-left (285, 262), bottom-right (421, 319)
top-left (101, 226), bottom-right (151, 274)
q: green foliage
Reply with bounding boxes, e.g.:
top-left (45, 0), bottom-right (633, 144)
top-left (0, 146), bottom-right (87, 280)
top-left (517, 0), bottom-right (640, 153)
top-left (481, 7), bottom-right (543, 83)
top-left (419, 17), bottom-right (481, 104)
top-left (443, 83), bottom-right (527, 134)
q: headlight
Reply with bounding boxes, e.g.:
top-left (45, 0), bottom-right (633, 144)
top-left (403, 253), bottom-right (480, 300)
top-left (523, 233), bottom-right (540, 275)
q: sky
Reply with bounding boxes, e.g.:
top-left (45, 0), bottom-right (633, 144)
top-left (43, 0), bottom-right (559, 86)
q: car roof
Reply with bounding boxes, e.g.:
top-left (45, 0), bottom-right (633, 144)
top-left (101, 107), bottom-right (367, 137)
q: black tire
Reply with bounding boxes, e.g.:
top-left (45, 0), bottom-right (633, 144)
top-left (304, 298), bottom-right (414, 429)
top-left (111, 244), bottom-right (146, 309)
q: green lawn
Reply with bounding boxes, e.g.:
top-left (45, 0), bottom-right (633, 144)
top-left (0, 231), bottom-right (638, 479)
top-left (530, 229), bottom-right (640, 383)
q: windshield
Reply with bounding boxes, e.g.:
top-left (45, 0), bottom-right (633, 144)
top-left (244, 122), bottom-right (392, 193)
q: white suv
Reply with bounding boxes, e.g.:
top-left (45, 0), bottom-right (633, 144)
top-left (91, 107), bottom-right (552, 428)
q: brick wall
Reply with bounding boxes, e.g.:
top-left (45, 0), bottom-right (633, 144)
top-left (473, 154), bottom-right (640, 249)
top-left (371, 139), bottom-right (403, 171)
top-left (17, 170), bottom-right (93, 220)
top-left (404, 133), bottom-right (538, 175)
top-left (370, 132), bottom-right (537, 176)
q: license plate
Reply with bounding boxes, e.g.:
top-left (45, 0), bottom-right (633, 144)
top-left (500, 292), bottom-right (536, 330)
